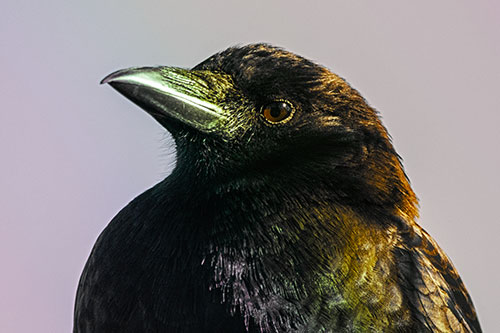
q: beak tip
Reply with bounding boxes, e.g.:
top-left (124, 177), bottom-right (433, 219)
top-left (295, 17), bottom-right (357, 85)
top-left (100, 72), bottom-right (118, 85)
top-left (101, 67), bottom-right (155, 86)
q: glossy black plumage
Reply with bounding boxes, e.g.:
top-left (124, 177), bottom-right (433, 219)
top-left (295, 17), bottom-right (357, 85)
top-left (74, 44), bottom-right (481, 332)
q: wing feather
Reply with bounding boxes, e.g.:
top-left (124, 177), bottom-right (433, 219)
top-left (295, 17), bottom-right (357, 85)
top-left (395, 223), bottom-right (481, 333)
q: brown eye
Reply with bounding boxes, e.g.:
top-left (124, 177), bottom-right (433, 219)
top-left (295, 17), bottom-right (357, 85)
top-left (261, 101), bottom-right (294, 124)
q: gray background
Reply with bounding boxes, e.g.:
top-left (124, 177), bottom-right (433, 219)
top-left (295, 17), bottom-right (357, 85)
top-left (1, 1), bottom-right (498, 332)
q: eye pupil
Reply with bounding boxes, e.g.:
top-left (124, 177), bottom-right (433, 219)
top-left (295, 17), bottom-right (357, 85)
top-left (270, 106), bottom-right (282, 118)
top-left (262, 101), bottom-right (294, 123)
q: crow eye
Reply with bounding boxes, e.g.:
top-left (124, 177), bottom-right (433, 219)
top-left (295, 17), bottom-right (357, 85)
top-left (261, 101), bottom-right (294, 124)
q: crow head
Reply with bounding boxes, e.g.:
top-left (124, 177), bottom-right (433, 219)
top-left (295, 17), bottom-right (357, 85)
top-left (103, 44), bottom-right (418, 220)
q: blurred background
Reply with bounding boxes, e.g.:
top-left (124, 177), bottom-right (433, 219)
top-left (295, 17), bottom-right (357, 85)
top-left (1, 0), bottom-right (498, 331)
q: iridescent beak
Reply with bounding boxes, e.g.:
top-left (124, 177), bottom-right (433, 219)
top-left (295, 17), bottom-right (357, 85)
top-left (101, 67), bottom-right (229, 133)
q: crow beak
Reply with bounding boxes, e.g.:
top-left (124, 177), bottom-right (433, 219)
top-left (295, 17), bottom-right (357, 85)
top-left (101, 67), bottom-right (229, 133)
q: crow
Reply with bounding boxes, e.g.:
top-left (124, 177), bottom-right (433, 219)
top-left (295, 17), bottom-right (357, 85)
top-left (74, 44), bottom-right (481, 332)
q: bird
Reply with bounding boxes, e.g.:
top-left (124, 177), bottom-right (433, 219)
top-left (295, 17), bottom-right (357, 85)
top-left (74, 44), bottom-right (482, 332)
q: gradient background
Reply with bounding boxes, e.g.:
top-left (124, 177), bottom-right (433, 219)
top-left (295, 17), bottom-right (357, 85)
top-left (2, 1), bottom-right (499, 332)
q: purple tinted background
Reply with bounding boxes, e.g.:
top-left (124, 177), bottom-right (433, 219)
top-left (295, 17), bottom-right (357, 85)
top-left (1, 1), bottom-right (499, 332)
